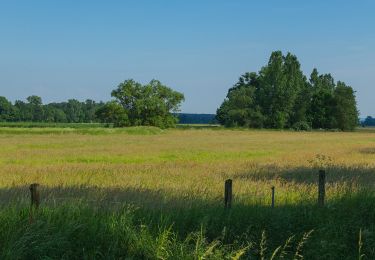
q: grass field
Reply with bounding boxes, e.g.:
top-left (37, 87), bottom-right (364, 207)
top-left (0, 122), bottom-right (108, 128)
top-left (1, 127), bottom-right (375, 259)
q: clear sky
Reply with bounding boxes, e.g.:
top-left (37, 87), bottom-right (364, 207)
top-left (0, 1), bottom-right (374, 116)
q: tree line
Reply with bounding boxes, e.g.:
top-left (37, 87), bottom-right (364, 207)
top-left (0, 51), bottom-right (362, 130)
top-left (0, 96), bottom-right (103, 123)
top-left (217, 51), bottom-right (359, 130)
top-left (363, 116), bottom-right (375, 127)
top-left (178, 114), bottom-right (217, 124)
top-left (0, 79), bottom-right (185, 128)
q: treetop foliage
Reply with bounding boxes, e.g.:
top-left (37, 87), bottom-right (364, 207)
top-left (97, 79), bottom-right (185, 128)
top-left (217, 51), bottom-right (359, 130)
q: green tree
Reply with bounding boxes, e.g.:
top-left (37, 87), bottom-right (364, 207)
top-left (333, 81), bottom-right (359, 130)
top-left (65, 99), bottom-right (84, 123)
top-left (257, 51), bottom-right (287, 128)
top-left (14, 100), bottom-right (29, 121)
top-left (83, 99), bottom-right (100, 122)
top-left (111, 79), bottom-right (184, 128)
top-left (283, 53), bottom-right (310, 127)
top-left (26, 95), bottom-right (44, 122)
top-left (216, 73), bottom-right (264, 127)
top-left (95, 101), bottom-right (129, 127)
top-left (257, 51), bottom-right (307, 128)
top-left (43, 105), bottom-right (67, 123)
top-left (217, 51), bottom-right (359, 131)
top-left (0, 96), bottom-right (14, 121)
top-left (308, 70), bottom-right (337, 129)
top-left (218, 51), bottom-right (308, 129)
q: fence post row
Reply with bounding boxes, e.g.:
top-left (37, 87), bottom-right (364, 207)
top-left (318, 170), bottom-right (326, 207)
top-left (28, 172), bottom-right (326, 210)
top-left (224, 179), bottom-right (232, 209)
top-left (29, 183), bottom-right (40, 209)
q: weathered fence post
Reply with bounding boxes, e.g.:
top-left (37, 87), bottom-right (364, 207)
top-left (29, 183), bottom-right (40, 209)
top-left (318, 170), bottom-right (326, 207)
top-left (271, 186), bottom-right (275, 208)
top-left (224, 179), bottom-right (232, 209)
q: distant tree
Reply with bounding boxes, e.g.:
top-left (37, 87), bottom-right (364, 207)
top-left (26, 95), bottom-right (42, 106)
top-left (308, 70), bottom-right (336, 129)
top-left (177, 113), bottom-right (217, 124)
top-left (364, 116), bottom-right (375, 126)
top-left (257, 51), bottom-right (288, 128)
top-left (14, 100), bottom-right (32, 121)
top-left (26, 95), bottom-right (44, 122)
top-left (111, 79), bottom-right (184, 128)
top-left (216, 74), bottom-right (264, 127)
top-left (43, 105), bottom-right (55, 122)
top-left (53, 108), bottom-right (68, 122)
top-left (83, 99), bottom-right (101, 122)
top-left (217, 51), bottom-right (359, 131)
top-left (283, 53), bottom-right (310, 127)
top-left (95, 101), bottom-right (129, 127)
top-left (44, 105), bottom-right (67, 123)
top-left (0, 96), bottom-right (14, 121)
top-left (217, 51), bottom-right (307, 129)
top-left (333, 81), bottom-right (359, 130)
top-left (65, 99), bottom-right (84, 123)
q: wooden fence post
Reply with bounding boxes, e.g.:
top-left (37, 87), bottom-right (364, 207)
top-left (224, 179), bottom-right (232, 209)
top-left (271, 186), bottom-right (275, 208)
top-left (318, 170), bottom-right (325, 207)
top-left (29, 183), bottom-right (40, 209)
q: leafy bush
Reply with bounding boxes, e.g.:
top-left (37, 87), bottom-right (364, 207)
top-left (292, 121), bottom-right (312, 131)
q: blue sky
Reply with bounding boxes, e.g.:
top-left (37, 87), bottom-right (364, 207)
top-left (0, 1), bottom-right (374, 116)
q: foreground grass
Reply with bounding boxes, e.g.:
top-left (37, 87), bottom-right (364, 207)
top-left (0, 127), bottom-right (375, 258)
top-left (0, 195), bottom-right (372, 259)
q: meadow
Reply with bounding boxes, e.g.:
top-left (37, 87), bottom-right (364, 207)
top-left (1, 126), bottom-right (375, 259)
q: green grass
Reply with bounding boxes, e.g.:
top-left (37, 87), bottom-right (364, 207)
top-left (0, 122), bottom-right (111, 128)
top-left (1, 127), bottom-right (375, 259)
top-left (0, 126), bottom-right (163, 135)
top-left (0, 193), bottom-right (372, 259)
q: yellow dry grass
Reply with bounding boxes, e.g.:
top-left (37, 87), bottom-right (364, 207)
top-left (0, 128), bottom-right (374, 208)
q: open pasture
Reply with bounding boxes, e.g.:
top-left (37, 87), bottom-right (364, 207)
top-left (1, 127), bottom-right (375, 259)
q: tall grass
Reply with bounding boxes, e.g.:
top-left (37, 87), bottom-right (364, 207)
top-left (0, 127), bottom-right (375, 258)
top-left (0, 204), bottom-right (325, 259)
